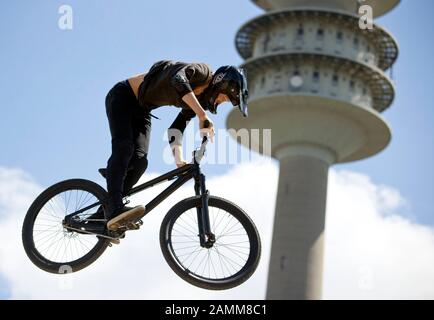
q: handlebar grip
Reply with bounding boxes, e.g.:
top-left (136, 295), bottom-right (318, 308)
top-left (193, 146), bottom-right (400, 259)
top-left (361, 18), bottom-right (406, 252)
top-left (203, 119), bottom-right (210, 129)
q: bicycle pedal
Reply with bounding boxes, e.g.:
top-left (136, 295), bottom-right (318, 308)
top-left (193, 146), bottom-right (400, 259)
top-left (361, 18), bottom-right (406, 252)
top-left (109, 238), bottom-right (121, 245)
top-left (108, 229), bottom-right (125, 239)
top-left (126, 221), bottom-right (140, 230)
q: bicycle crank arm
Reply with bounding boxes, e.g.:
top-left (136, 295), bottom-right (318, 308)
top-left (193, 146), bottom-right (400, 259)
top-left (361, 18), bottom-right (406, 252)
top-left (64, 226), bottom-right (120, 241)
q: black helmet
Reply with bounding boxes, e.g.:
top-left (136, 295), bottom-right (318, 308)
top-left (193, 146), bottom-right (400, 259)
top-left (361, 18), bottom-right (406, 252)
top-left (201, 66), bottom-right (249, 117)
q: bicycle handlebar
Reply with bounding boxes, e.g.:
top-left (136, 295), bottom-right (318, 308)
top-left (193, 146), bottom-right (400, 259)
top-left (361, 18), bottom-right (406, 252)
top-left (192, 119), bottom-right (211, 164)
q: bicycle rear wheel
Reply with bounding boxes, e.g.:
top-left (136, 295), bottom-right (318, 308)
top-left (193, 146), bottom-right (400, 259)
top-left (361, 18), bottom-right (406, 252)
top-left (160, 196), bottom-right (261, 290)
top-left (22, 179), bottom-right (110, 274)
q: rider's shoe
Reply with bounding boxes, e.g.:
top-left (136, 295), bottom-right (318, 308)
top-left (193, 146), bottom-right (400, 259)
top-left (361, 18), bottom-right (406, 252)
top-left (85, 205), bottom-right (106, 221)
top-left (65, 220), bottom-right (105, 235)
top-left (65, 207), bottom-right (105, 233)
top-left (107, 205), bottom-right (146, 231)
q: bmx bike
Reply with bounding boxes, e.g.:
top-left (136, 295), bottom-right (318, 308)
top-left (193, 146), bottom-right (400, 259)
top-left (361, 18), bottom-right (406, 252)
top-left (22, 132), bottom-right (261, 290)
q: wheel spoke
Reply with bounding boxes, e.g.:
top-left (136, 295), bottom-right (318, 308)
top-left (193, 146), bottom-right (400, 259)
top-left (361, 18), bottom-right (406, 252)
top-left (218, 215), bottom-right (236, 237)
top-left (172, 228), bottom-right (198, 242)
top-left (212, 245), bottom-right (232, 277)
top-left (177, 216), bottom-right (198, 235)
top-left (180, 246), bottom-right (202, 265)
top-left (215, 243), bottom-right (249, 262)
top-left (168, 202), bottom-right (254, 282)
top-left (193, 250), bottom-right (209, 274)
top-left (28, 185), bottom-right (105, 266)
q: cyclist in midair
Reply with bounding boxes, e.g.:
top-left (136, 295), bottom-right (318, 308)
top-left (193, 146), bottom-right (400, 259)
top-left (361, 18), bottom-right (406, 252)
top-left (100, 60), bottom-right (248, 230)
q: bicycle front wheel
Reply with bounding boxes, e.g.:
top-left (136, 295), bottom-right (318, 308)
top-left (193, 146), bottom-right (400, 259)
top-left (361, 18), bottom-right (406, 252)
top-left (160, 196), bottom-right (261, 290)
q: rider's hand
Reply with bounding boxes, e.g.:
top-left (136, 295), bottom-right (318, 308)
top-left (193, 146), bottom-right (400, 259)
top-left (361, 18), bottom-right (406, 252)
top-left (172, 145), bottom-right (188, 168)
top-left (176, 160), bottom-right (188, 168)
top-left (199, 116), bottom-right (215, 143)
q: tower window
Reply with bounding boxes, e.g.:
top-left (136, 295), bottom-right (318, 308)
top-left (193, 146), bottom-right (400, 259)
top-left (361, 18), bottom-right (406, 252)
top-left (262, 32), bottom-right (271, 53)
top-left (261, 76), bottom-right (266, 89)
top-left (332, 75), bottom-right (339, 86)
top-left (316, 28), bottom-right (324, 40)
top-left (336, 31), bottom-right (343, 43)
top-left (313, 71), bottom-right (320, 83)
top-left (353, 37), bottom-right (359, 48)
top-left (296, 24), bottom-right (304, 40)
top-left (273, 31), bottom-right (286, 51)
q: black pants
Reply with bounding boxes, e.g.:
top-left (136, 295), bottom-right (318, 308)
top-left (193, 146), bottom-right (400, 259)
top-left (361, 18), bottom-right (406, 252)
top-left (105, 80), bottom-right (151, 210)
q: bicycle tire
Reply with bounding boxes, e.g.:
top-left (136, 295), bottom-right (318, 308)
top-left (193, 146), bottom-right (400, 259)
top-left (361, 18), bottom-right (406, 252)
top-left (22, 179), bottom-right (110, 274)
top-left (160, 195), bottom-right (261, 290)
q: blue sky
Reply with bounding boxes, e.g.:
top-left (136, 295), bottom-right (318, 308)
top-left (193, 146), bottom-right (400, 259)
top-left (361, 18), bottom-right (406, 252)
top-left (0, 0), bottom-right (433, 230)
top-left (1, 0), bottom-right (434, 301)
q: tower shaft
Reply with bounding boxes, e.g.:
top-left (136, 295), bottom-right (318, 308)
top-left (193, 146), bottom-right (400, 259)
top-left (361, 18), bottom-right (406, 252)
top-left (267, 146), bottom-right (331, 299)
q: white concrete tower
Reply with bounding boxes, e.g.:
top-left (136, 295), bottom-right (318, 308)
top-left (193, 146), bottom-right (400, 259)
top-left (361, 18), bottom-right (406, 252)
top-left (226, 0), bottom-right (399, 299)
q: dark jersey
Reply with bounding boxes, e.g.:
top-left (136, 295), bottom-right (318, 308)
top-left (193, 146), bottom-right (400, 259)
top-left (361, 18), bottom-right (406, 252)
top-left (138, 60), bottom-right (212, 112)
top-left (137, 60), bottom-right (213, 148)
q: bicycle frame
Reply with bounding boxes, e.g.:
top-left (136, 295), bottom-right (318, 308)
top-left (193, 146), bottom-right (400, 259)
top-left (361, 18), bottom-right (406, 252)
top-left (66, 136), bottom-right (215, 247)
top-left (126, 160), bottom-right (214, 246)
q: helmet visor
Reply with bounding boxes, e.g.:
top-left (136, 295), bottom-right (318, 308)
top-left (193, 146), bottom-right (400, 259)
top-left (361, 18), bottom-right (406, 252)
top-left (227, 69), bottom-right (248, 117)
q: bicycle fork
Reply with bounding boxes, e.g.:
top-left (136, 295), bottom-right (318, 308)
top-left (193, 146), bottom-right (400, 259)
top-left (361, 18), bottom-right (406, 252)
top-left (194, 172), bottom-right (215, 248)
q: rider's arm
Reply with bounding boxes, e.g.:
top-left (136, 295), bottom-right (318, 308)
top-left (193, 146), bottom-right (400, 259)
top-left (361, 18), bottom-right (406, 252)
top-left (170, 63), bottom-right (215, 143)
top-left (181, 92), bottom-right (206, 121)
top-left (170, 63), bottom-right (211, 122)
top-left (168, 109), bottom-right (196, 167)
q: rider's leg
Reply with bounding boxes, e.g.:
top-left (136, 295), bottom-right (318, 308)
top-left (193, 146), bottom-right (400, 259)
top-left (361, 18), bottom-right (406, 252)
top-left (105, 85), bottom-right (134, 212)
top-left (105, 81), bottom-right (145, 226)
top-left (123, 155), bottom-right (148, 195)
top-left (123, 111), bottom-right (152, 195)
top-left (106, 139), bottom-right (134, 209)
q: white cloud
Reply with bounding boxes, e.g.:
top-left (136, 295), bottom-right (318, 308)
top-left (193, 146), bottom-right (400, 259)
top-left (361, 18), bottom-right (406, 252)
top-left (0, 167), bottom-right (42, 217)
top-left (324, 170), bottom-right (434, 299)
top-left (0, 161), bottom-right (433, 299)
